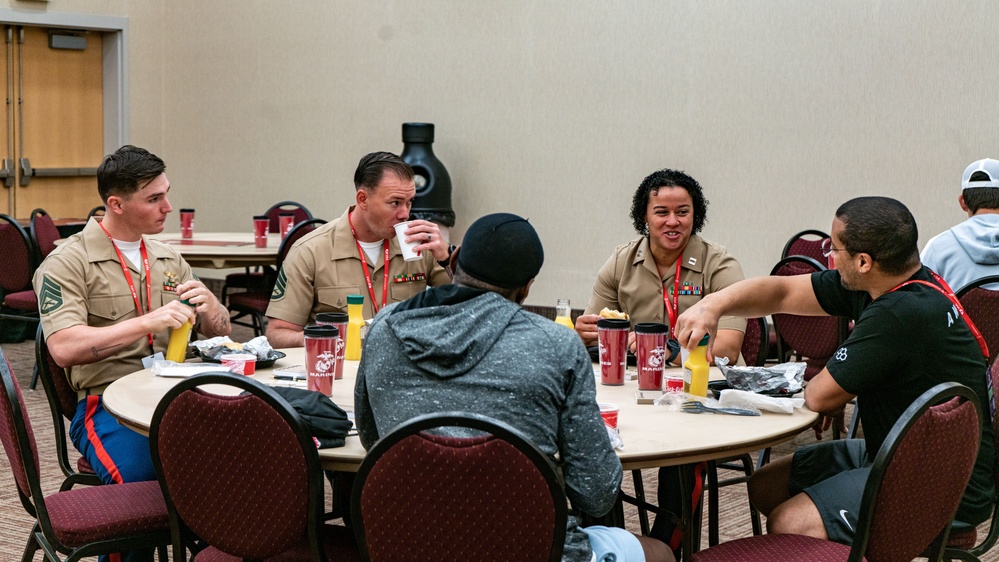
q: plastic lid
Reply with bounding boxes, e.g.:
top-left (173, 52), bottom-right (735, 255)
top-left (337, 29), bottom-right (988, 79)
top-left (304, 325), bottom-right (338, 338)
top-left (253, 215), bottom-right (269, 220)
top-left (697, 334), bottom-right (710, 346)
top-left (179, 208), bottom-right (195, 213)
top-left (316, 312), bottom-right (349, 323)
top-left (634, 322), bottom-right (669, 334)
top-left (347, 294), bottom-right (364, 305)
top-left (596, 318), bottom-right (630, 329)
top-left (180, 298), bottom-right (195, 308)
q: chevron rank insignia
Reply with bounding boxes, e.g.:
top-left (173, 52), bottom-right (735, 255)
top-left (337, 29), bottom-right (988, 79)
top-left (39, 276), bottom-right (64, 314)
top-left (271, 268), bottom-right (287, 301)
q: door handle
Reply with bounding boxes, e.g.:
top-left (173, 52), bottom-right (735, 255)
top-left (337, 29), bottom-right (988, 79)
top-left (19, 158), bottom-right (98, 186)
top-left (0, 159), bottom-right (13, 187)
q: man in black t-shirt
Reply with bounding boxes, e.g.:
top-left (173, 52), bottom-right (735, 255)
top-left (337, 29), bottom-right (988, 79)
top-left (674, 196), bottom-right (995, 545)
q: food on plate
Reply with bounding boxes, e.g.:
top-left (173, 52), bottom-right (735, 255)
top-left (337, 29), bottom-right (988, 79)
top-left (599, 308), bottom-right (629, 320)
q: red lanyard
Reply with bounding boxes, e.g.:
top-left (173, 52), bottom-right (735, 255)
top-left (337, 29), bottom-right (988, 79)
top-left (889, 270), bottom-right (989, 359)
top-left (98, 222), bottom-right (154, 348)
top-left (347, 212), bottom-right (390, 314)
top-left (661, 254), bottom-right (682, 338)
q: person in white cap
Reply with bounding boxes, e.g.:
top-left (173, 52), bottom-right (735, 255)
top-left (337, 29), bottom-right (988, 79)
top-left (921, 158), bottom-right (999, 292)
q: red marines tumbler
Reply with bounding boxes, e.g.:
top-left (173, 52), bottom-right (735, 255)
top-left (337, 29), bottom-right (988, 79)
top-left (304, 325), bottom-right (338, 396)
top-left (597, 318), bottom-right (629, 386)
top-left (316, 312), bottom-right (348, 380)
top-left (180, 208), bottom-right (195, 239)
top-left (279, 212), bottom-right (295, 239)
top-left (253, 215), bottom-right (269, 248)
top-left (635, 322), bottom-right (669, 391)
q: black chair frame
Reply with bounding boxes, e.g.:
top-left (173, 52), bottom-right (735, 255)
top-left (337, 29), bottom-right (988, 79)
top-left (780, 229), bottom-right (830, 261)
top-left (34, 323), bottom-right (103, 490)
top-left (351, 411), bottom-right (568, 562)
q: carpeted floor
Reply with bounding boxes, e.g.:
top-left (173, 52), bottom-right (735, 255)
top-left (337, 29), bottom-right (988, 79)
top-left (0, 323), bottom-right (994, 560)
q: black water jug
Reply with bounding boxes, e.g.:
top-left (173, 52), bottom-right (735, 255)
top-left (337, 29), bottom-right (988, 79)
top-left (402, 123), bottom-right (454, 227)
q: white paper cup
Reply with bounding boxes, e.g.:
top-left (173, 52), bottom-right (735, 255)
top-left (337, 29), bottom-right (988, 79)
top-left (393, 221), bottom-right (421, 261)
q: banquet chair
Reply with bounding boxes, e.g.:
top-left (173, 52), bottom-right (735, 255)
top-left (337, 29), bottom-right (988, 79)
top-left (770, 256), bottom-right (845, 380)
top-left (691, 381), bottom-right (982, 562)
top-left (705, 317), bottom-right (773, 545)
top-left (0, 344), bottom-right (170, 562)
top-left (941, 353), bottom-right (999, 561)
top-left (150, 372), bottom-right (358, 561)
top-left (781, 229), bottom-right (830, 264)
top-left (956, 275), bottom-right (999, 368)
top-left (221, 200), bottom-right (313, 306)
top-left (86, 205), bottom-right (105, 220)
top-left (351, 412), bottom-right (567, 562)
top-left (228, 218), bottom-right (326, 336)
top-left (29, 208), bottom-right (62, 262)
top-left (0, 214), bottom-right (40, 336)
top-left (34, 324), bottom-right (103, 489)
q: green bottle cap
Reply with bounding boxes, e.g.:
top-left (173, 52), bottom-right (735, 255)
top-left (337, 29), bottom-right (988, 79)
top-left (347, 294), bottom-right (364, 305)
top-left (698, 334), bottom-right (710, 346)
top-left (181, 298), bottom-right (195, 308)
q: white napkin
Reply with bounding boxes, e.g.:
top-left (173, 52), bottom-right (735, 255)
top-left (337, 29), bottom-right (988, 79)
top-left (718, 389), bottom-right (804, 415)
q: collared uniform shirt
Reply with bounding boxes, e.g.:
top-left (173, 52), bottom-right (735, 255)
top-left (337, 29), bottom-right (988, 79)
top-left (584, 234), bottom-right (747, 333)
top-left (33, 218), bottom-right (193, 394)
top-left (266, 206), bottom-right (451, 324)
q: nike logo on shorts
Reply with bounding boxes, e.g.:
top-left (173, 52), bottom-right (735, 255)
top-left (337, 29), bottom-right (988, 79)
top-left (839, 509), bottom-right (854, 531)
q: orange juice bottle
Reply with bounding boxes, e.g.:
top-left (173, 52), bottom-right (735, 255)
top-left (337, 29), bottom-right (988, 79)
top-left (683, 334), bottom-right (710, 397)
top-left (345, 294), bottom-right (365, 361)
top-left (554, 298), bottom-right (574, 330)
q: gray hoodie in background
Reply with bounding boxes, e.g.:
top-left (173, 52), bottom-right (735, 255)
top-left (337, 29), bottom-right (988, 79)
top-left (354, 287), bottom-right (622, 562)
top-left (921, 214), bottom-right (999, 292)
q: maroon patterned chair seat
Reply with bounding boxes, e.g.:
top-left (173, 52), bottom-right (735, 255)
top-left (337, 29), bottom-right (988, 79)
top-left (781, 229), bottom-right (831, 264)
top-left (941, 352), bottom-right (999, 560)
top-left (228, 218), bottom-right (326, 337)
top-left (3, 289), bottom-right (37, 310)
top-left (35, 324), bottom-right (103, 489)
top-left (0, 214), bottom-right (40, 329)
top-left (0, 347), bottom-right (169, 560)
top-left (150, 372), bottom-right (358, 561)
top-left (30, 207), bottom-right (62, 261)
top-left (770, 256), bottom-right (844, 381)
top-left (352, 412), bottom-right (567, 562)
top-left (694, 382), bottom-right (983, 562)
top-left (957, 275), bottom-right (999, 369)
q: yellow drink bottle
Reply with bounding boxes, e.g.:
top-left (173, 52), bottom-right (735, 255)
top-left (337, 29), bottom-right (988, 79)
top-left (554, 298), bottom-right (574, 330)
top-left (345, 294), bottom-right (365, 361)
top-left (683, 334), bottom-right (710, 397)
top-left (165, 299), bottom-right (195, 363)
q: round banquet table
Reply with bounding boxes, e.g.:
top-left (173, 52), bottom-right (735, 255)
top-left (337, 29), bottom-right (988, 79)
top-left (102, 348), bottom-right (817, 472)
top-left (102, 347), bottom-right (817, 559)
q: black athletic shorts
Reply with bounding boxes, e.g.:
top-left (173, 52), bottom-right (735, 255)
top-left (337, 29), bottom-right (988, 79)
top-left (788, 439), bottom-right (871, 544)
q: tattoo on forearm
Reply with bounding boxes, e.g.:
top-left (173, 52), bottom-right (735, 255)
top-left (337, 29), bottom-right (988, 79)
top-left (91, 343), bottom-right (123, 359)
top-left (212, 309), bottom-right (230, 334)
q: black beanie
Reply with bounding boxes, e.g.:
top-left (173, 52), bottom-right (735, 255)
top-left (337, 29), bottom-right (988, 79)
top-left (457, 213), bottom-right (544, 289)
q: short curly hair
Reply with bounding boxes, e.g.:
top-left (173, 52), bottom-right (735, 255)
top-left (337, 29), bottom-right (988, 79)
top-left (630, 168), bottom-right (708, 236)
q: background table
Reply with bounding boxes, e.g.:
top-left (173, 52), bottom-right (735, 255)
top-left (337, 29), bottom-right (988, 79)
top-left (146, 232), bottom-right (283, 269)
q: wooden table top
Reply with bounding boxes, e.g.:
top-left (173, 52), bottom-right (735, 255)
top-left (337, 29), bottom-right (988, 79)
top-left (145, 231), bottom-right (283, 269)
top-left (103, 348), bottom-right (817, 473)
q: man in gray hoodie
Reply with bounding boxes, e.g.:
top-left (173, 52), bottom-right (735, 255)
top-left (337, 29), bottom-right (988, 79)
top-left (921, 158), bottom-right (999, 292)
top-left (354, 213), bottom-right (672, 562)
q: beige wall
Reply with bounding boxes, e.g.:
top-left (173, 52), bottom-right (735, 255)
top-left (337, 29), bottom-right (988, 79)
top-left (7, 0), bottom-right (999, 307)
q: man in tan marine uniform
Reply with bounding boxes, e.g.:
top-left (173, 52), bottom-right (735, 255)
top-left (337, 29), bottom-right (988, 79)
top-left (33, 145), bottom-right (231, 562)
top-left (265, 151), bottom-right (453, 348)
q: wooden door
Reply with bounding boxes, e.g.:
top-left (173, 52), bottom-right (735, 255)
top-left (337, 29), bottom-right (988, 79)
top-left (1, 25), bottom-right (103, 219)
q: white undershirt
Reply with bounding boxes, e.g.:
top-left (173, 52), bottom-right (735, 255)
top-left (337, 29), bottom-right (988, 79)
top-left (357, 239), bottom-right (384, 265)
top-left (113, 238), bottom-right (142, 270)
